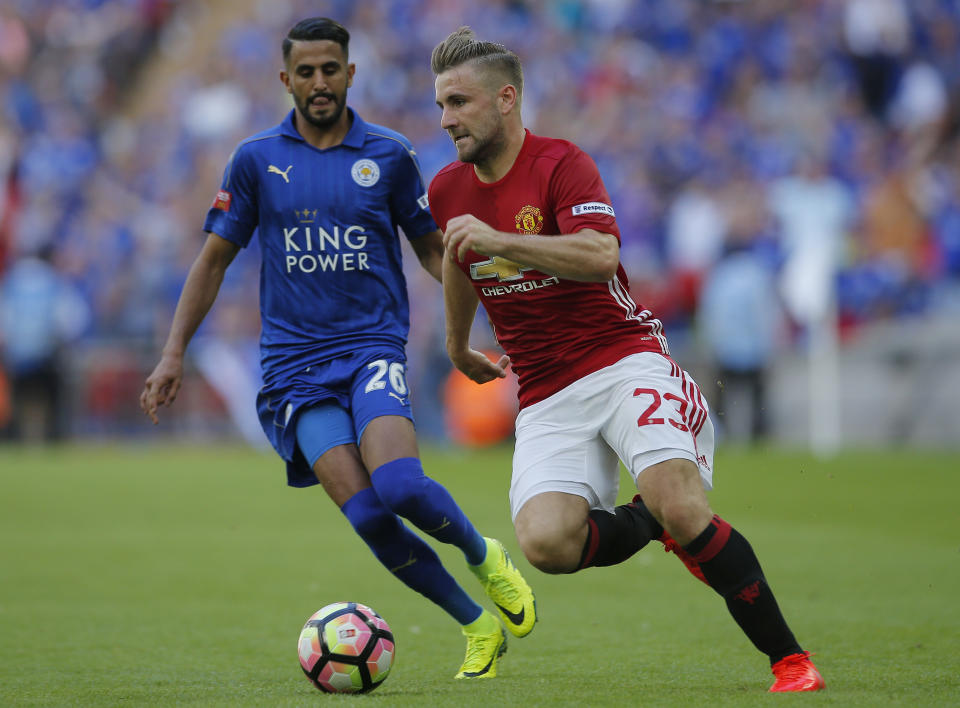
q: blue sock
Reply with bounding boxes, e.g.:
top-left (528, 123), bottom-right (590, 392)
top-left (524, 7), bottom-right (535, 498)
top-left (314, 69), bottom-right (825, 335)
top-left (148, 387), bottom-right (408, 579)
top-left (371, 457), bottom-right (487, 566)
top-left (341, 488), bottom-right (483, 625)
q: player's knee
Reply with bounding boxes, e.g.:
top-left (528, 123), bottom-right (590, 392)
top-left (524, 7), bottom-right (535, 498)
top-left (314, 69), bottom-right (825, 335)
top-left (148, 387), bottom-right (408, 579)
top-left (639, 458), bottom-right (712, 544)
top-left (516, 527), bottom-right (579, 574)
top-left (370, 457), bottom-right (426, 517)
top-left (374, 481), bottom-right (423, 518)
top-left (656, 495), bottom-right (712, 546)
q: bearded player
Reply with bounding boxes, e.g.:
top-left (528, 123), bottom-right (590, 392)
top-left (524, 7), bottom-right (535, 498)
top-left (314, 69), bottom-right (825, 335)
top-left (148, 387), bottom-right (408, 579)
top-left (427, 26), bottom-right (824, 693)
top-left (139, 17), bottom-right (536, 680)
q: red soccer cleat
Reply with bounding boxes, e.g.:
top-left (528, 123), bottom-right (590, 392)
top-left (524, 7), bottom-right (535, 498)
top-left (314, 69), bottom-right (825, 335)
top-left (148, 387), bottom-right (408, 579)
top-left (769, 651), bottom-right (825, 692)
top-left (657, 530), bottom-right (709, 586)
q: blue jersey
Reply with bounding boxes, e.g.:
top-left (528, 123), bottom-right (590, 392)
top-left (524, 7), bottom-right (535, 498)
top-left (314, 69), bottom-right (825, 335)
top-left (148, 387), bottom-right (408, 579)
top-left (203, 108), bottom-right (437, 391)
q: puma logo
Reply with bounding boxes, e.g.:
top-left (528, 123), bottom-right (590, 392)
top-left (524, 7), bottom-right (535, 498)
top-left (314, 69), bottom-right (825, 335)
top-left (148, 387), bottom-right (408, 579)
top-left (267, 164), bottom-right (292, 183)
top-left (390, 552), bottom-right (417, 573)
top-left (425, 518), bottom-right (450, 534)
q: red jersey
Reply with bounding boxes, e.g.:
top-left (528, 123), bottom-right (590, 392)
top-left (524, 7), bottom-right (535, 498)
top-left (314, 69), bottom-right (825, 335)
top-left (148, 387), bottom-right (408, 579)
top-left (429, 130), bottom-right (668, 409)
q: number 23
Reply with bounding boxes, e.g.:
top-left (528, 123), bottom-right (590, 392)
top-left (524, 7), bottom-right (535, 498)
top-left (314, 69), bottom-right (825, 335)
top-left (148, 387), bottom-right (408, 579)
top-left (633, 387), bottom-right (689, 432)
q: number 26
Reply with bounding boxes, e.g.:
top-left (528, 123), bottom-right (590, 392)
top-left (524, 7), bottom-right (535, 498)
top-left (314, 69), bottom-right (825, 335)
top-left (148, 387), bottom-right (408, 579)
top-left (365, 359), bottom-right (408, 395)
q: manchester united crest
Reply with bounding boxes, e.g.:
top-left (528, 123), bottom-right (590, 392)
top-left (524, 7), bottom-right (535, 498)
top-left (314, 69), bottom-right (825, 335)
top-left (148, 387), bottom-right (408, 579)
top-left (515, 205), bottom-right (544, 234)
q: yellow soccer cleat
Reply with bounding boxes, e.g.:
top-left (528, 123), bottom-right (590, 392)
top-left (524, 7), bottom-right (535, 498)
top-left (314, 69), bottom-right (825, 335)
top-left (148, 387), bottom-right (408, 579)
top-left (455, 624), bottom-right (507, 679)
top-left (476, 538), bottom-right (538, 638)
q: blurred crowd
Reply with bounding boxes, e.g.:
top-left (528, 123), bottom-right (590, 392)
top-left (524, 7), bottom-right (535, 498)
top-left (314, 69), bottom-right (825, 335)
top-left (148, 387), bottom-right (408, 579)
top-left (1, 0), bottom-right (959, 441)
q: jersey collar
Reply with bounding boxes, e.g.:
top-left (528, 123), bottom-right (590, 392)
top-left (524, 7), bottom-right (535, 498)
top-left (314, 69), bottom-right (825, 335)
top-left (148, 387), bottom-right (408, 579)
top-left (279, 107), bottom-right (367, 148)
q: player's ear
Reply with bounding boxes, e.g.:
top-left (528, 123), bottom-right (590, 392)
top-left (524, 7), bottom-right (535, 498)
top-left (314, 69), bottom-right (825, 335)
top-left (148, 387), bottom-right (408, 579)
top-left (280, 70), bottom-right (292, 95)
top-left (498, 84), bottom-right (517, 115)
top-left (346, 62), bottom-right (356, 88)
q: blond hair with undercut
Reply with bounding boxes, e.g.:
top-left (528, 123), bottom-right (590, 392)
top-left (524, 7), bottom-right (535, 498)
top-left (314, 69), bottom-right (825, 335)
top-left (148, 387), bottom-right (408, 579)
top-left (431, 26), bottom-right (523, 103)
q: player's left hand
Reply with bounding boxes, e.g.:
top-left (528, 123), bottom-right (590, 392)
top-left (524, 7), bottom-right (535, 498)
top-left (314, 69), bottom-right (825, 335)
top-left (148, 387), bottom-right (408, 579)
top-left (139, 353), bottom-right (184, 424)
top-left (450, 347), bottom-right (510, 384)
top-left (443, 214), bottom-right (503, 261)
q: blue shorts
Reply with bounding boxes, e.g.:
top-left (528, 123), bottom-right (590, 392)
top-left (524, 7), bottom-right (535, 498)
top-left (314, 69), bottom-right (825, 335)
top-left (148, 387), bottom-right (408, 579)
top-left (256, 347), bottom-right (415, 487)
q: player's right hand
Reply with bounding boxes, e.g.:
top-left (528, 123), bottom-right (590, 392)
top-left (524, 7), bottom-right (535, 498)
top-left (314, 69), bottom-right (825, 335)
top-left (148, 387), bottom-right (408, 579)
top-left (450, 348), bottom-right (510, 385)
top-left (443, 214), bottom-right (504, 262)
top-left (139, 354), bottom-right (184, 424)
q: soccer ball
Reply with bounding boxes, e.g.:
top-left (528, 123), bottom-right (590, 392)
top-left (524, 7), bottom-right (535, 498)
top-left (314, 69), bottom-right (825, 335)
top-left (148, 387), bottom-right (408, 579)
top-left (298, 602), bottom-right (395, 693)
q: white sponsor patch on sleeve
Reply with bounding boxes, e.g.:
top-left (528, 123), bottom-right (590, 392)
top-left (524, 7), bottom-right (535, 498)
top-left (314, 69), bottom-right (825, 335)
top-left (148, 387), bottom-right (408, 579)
top-left (417, 193), bottom-right (429, 210)
top-left (572, 201), bottom-right (615, 217)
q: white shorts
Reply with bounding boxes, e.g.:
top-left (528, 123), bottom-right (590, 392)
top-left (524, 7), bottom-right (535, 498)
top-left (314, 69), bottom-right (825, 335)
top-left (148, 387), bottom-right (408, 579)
top-left (510, 352), bottom-right (715, 519)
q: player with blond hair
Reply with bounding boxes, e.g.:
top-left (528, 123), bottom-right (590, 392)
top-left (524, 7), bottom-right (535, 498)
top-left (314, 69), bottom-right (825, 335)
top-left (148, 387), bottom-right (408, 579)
top-left (428, 26), bottom-right (824, 692)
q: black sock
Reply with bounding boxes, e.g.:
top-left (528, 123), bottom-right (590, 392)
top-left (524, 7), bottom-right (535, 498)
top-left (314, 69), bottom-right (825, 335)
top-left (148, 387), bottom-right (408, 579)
top-left (576, 498), bottom-right (664, 570)
top-left (684, 515), bottom-right (803, 664)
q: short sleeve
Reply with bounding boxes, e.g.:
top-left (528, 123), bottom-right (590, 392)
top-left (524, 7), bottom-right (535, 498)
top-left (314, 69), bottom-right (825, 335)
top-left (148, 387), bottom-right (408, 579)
top-left (202, 144), bottom-right (259, 247)
top-left (552, 147), bottom-right (621, 242)
top-left (389, 142), bottom-right (439, 241)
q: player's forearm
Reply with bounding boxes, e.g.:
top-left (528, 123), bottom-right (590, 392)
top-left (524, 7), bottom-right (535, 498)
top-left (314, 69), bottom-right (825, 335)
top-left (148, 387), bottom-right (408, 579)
top-left (161, 260), bottom-right (227, 357)
top-left (493, 229), bottom-right (619, 282)
top-left (412, 230), bottom-right (445, 283)
top-left (421, 252), bottom-right (444, 283)
top-left (443, 257), bottom-right (479, 355)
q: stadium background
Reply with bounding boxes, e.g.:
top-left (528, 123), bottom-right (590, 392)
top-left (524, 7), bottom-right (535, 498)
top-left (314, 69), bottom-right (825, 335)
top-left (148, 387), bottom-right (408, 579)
top-left (1, 0), bottom-right (959, 452)
top-left (2, 3), bottom-right (960, 705)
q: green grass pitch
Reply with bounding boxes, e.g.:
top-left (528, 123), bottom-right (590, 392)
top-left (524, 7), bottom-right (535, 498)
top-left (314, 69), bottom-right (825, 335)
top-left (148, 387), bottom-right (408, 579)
top-left (1, 443), bottom-right (958, 706)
